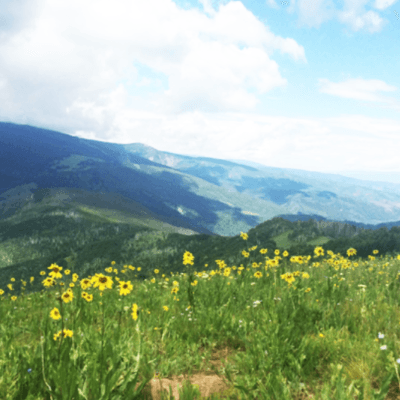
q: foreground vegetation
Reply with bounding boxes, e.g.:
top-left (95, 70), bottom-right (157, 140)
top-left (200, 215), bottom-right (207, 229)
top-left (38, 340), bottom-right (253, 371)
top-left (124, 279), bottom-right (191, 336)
top-left (2, 231), bottom-right (400, 399)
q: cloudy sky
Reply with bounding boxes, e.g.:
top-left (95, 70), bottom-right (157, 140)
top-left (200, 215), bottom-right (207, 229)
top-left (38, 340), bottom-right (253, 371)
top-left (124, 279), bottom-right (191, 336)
top-left (1, 0), bottom-right (400, 183)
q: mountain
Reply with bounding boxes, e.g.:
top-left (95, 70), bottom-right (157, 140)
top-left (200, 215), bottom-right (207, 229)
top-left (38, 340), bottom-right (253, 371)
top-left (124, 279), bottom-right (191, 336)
top-left (224, 158), bottom-right (400, 185)
top-left (2, 121), bottom-right (400, 238)
top-left (113, 143), bottom-right (400, 230)
top-left (0, 122), bottom-right (218, 237)
top-left (2, 121), bottom-right (400, 296)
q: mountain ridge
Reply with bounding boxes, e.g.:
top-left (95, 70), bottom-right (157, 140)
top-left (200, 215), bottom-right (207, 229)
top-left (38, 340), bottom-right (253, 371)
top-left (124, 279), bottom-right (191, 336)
top-left (2, 121), bottom-right (400, 239)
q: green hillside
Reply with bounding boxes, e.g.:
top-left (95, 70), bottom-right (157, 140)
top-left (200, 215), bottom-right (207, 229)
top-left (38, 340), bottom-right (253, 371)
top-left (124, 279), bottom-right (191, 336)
top-left (1, 193), bottom-right (400, 299)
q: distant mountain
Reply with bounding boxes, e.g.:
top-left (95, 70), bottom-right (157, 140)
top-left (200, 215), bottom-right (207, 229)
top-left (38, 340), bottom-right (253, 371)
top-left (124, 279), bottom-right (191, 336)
top-left (316, 169), bottom-right (400, 186)
top-left (116, 143), bottom-right (400, 230)
top-left (2, 121), bottom-right (400, 241)
top-left (224, 159), bottom-right (400, 185)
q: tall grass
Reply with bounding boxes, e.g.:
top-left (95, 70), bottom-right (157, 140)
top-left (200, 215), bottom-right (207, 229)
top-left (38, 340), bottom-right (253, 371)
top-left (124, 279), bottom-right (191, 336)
top-left (2, 231), bottom-right (400, 399)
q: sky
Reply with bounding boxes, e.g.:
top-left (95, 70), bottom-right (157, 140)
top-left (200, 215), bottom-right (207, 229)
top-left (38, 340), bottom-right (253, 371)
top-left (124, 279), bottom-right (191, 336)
top-left (1, 0), bottom-right (400, 184)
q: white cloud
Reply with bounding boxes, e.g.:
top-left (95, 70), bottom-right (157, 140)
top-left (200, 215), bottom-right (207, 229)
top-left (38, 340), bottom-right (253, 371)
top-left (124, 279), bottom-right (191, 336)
top-left (338, 9), bottom-right (387, 33)
top-left (198, 0), bottom-right (217, 16)
top-left (266, 0), bottom-right (280, 9)
top-left (373, 0), bottom-right (398, 11)
top-left (296, 0), bottom-right (337, 28)
top-left (336, 0), bottom-right (390, 33)
top-left (285, 0), bottom-right (392, 33)
top-left (0, 0), bottom-right (47, 37)
top-left (318, 78), bottom-right (398, 102)
top-left (0, 0), bottom-right (306, 127)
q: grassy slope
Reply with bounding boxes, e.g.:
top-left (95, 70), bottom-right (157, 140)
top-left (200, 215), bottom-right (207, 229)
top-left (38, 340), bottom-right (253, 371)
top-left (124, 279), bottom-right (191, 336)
top-left (1, 193), bottom-right (400, 300)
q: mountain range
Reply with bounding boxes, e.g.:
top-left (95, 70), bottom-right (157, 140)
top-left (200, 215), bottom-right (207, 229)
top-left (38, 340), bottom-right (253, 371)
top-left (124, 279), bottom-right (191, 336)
top-left (2, 121), bottom-right (400, 294)
top-left (2, 121), bottom-right (400, 239)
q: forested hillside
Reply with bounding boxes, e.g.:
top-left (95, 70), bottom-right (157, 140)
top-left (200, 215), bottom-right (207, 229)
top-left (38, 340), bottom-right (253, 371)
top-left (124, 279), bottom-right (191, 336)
top-left (1, 208), bottom-right (400, 299)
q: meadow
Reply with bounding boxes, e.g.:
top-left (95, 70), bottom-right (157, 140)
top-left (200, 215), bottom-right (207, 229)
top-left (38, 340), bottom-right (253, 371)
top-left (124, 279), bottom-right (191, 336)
top-left (2, 231), bottom-right (400, 399)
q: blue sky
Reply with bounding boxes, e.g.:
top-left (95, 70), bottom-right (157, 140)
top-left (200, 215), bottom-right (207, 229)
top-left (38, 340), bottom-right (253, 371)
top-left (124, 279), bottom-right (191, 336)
top-left (1, 0), bottom-right (400, 183)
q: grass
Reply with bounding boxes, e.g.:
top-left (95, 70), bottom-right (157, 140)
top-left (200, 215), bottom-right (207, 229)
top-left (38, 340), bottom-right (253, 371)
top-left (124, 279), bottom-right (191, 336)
top-left (2, 231), bottom-right (400, 399)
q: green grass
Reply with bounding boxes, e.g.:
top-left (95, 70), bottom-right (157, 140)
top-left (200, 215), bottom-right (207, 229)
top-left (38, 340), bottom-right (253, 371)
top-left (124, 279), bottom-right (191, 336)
top-left (2, 233), bottom-right (400, 399)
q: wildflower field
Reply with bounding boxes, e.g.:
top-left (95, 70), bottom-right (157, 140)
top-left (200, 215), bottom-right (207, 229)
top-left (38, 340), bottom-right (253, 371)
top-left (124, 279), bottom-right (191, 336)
top-left (2, 231), bottom-right (400, 399)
